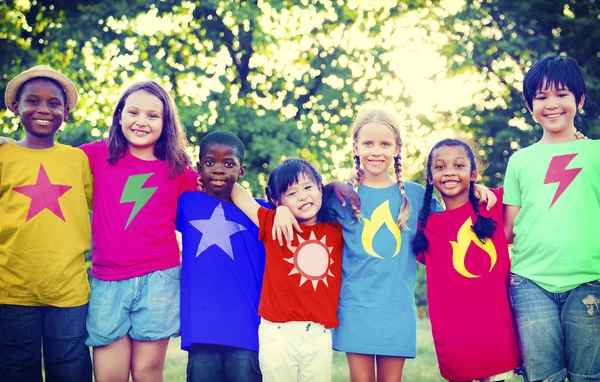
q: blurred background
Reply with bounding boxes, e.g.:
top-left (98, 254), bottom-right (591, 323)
top-left (2, 0), bottom-right (599, 379)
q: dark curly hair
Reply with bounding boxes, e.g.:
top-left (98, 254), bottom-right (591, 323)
top-left (412, 138), bottom-right (497, 254)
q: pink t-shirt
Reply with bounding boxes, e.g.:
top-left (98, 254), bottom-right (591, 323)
top-left (80, 141), bottom-right (198, 280)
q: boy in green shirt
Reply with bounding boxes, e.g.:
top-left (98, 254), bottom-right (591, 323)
top-left (504, 55), bottom-right (600, 382)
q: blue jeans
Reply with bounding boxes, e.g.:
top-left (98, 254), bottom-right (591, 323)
top-left (187, 344), bottom-right (261, 382)
top-left (510, 274), bottom-right (600, 382)
top-left (0, 304), bottom-right (92, 382)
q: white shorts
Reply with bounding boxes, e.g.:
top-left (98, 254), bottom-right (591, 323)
top-left (258, 318), bottom-right (332, 382)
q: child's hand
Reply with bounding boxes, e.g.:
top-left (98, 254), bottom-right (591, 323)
top-left (196, 176), bottom-right (205, 192)
top-left (272, 205), bottom-right (302, 246)
top-left (0, 137), bottom-right (16, 146)
top-left (328, 180), bottom-right (361, 210)
top-left (473, 184), bottom-right (497, 210)
top-left (575, 129), bottom-right (588, 140)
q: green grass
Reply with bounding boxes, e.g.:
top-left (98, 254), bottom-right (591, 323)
top-left (163, 319), bottom-right (524, 381)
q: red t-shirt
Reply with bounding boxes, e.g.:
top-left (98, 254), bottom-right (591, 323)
top-left (257, 207), bottom-right (343, 328)
top-left (420, 188), bottom-right (519, 381)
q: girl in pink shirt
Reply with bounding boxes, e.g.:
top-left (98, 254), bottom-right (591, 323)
top-left (81, 81), bottom-right (197, 382)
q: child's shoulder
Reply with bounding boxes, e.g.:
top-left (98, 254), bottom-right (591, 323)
top-left (179, 191), bottom-right (270, 211)
top-left (256, 198), bottom-right (271, 209)
top-left (403, 180), bottom-right (427, 198)
top-left (0, 141), bottom-right (84, 159)
top-left (0, 141), bottom-right (18, 156)
top-left (404, 180), bottom-right (425, 191)
top-left (53, 143), bottom-right (91, 164)
top-left (78, 139), bottom-right (107, 157)
top-left (55, 142), bottom-right (86, 153)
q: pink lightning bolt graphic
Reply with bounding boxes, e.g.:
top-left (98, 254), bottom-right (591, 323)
top-left (544, 154), bottom-right (582, 209)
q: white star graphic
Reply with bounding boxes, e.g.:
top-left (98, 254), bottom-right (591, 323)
top-left (189, 203), bottom-right (247, 259)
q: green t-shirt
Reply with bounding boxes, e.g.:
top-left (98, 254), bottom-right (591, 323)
top-left (504, 139), bottom-right (600, 293)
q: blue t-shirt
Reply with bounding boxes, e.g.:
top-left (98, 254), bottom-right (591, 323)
top-left (330, 181), bottom-right (440, 357)
top-left (176, 192), bottom-right (269, 352)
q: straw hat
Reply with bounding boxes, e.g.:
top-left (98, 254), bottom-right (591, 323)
top-left (4, 65), bottom-right (78, 113)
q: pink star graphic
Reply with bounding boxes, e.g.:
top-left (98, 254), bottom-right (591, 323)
top-left (12, 164), bottom-right (72, 222)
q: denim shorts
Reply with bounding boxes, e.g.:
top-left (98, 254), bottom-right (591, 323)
top-left (86, 265), bottom-right (181, 347)
top-left (509, 274), bottom-right (600, 382)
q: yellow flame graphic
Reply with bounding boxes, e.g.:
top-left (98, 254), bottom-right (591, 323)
top-left (450, 217), bottom-right (497, 278)
top-left (361, 200), bottom-right (401, 259)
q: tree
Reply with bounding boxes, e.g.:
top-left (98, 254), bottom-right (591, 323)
top-left (437, 0), bottom-right (600, 186)
top-left (1, 0), bottom-right (444, 192)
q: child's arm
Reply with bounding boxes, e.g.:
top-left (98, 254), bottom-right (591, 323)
top-left (324, 180), bottom-right (360, 210)
top-left (503, 205), bottom-right (520, 244)
top-left (0, 137), bottom-right (16, 145)
top-left (83, 159), bottom-right (94, 211)
top-left (272, 205), bottom-right (302, 246)
top-left (473, 183), bottom-right (497, 210)
top-left (231, 183), bottom-right (261, 226)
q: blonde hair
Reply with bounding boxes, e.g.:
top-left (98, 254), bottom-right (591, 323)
top-left (347, 102), bottom-right (411, 230)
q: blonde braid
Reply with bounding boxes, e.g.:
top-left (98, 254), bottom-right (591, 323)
top-left (394, 154), bottom-right (411, 230)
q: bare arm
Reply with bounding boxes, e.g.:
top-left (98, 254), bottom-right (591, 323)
top-left (503, 204), bottom-right (521, 244)
top-left (231, 183), bottom-right (260, 226)
top-left (0, 137), bottom-right (16, 145)
top-left (473, 183), bottom-right (497, 210)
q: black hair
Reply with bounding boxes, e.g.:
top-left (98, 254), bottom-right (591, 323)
top-left (523, 55), bottom-right (586, 111)
top-left (199, 130), bottom-right (245, 163)
top-left (265, 158), bottom-right (334, 223)
top-left (412, 138), bottom-right (498, 254)
top-left (17, 77), bottom-right (67, 106)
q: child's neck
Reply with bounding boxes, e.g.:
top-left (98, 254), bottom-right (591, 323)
top-left (538, 126), bottom-right (577, 144)
top-left (298, 217), bottom-right (317, 226)
top-left (128, 144), bottom-right (158, 160)
top-left (442, 193), bottom-right (470, 211)
top-left (19, 135), bottom-right (55, 149)
top-left (206, 189), bottom-right (233, 204)
top-left (361, 172), bottom-right (395, 188)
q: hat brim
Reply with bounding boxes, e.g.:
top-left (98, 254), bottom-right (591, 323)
top-left (4, 65), bottom-right (78, 113)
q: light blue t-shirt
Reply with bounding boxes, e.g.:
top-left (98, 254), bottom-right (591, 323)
top-left (330, 181), bottom-right (440, 357)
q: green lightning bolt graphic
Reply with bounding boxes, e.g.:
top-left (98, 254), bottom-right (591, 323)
top-left (120, 173), bottom-right (158, 228)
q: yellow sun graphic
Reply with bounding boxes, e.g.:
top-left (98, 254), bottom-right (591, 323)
top-left (285, 231), bottom-right (335, 291)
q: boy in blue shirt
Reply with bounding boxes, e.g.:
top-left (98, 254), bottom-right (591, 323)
top-left (176, 131), bottom-right (267, 381)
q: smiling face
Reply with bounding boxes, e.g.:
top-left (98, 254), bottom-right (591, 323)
top-left (276, 172), bottom-right (323, 226)
top-left (430, 145), bottom-right (477, 210)
top-left (198, 143), bottom-right (246, 202)
top-left (13, 78), bottom-right (68, 145)
top-left (119, 90), bottom-right (164, 159)
top-left (531, 79), bottom-right (585, 143)
top-left (353, 122), bottom-right (400, 185)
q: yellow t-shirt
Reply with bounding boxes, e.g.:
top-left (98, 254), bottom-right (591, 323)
top-left (0, 142), bottom-right (93, 307)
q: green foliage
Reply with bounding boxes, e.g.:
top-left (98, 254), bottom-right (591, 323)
top-left (415, 262), bottom-right (428, 316)
top-left (438, 0), bottom-right (600, 187)
top-left (1, 0), bottom-right (442, 193)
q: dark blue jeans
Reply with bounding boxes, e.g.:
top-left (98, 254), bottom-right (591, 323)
top-left (187, 343), bottom-right (261, 382)
top-left (0, 304), bottom-right (92, 382)
top-left (510, 275), bottom-right (600, 382)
